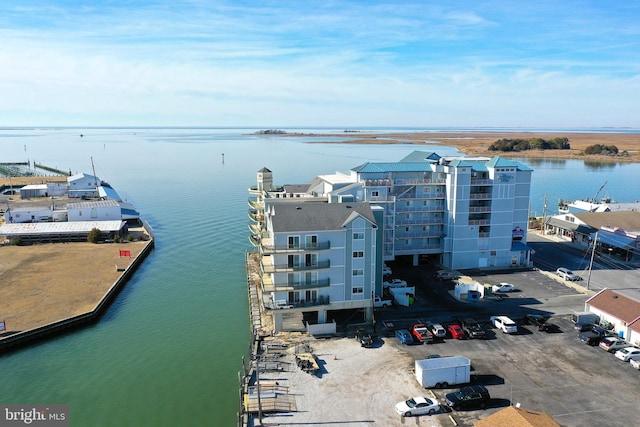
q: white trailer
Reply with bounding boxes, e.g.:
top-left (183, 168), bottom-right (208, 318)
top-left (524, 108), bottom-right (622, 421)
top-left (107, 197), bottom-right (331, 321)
top-left (388, 286), bottom-right (415, 307)
top-left (415, 356), bottom-right (471, 388)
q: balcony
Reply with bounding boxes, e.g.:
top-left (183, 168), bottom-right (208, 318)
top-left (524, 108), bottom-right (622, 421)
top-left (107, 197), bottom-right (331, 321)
top-left (395, 217), bottom-right (444, 225)
top-left (469, 219), bottom-right (490, 225)
top-left (396, 204), bottom-right (445, 213)
top-left (248, 209), bottom-right (264, 222)
top-left (263, 276), bottom-right (331, 292)
top-left (248, 198), bottom-right (263, 210)
top-left (262, 259), bottom-right (331, 274)
top-left (261, 240), bottom-right (331, 254)
top-left (469, 206), bottom-right (491, 213)
top-left (469, 193), bottom-right (492, 200)
top-left (394, 178), bottom-right (446, 185)
top-left (263, 294), bottom-right (331, 310)
top-left (470, 178), bottom-right (492, 185)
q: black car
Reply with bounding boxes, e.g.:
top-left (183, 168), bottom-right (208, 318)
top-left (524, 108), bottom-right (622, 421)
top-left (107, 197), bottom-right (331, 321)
top-left (460, 318), bottom-right (486, 339)
top-left (355, 330), bottom-right (374, 348)
top-left (523, 314), bottom-right (553, 332)
top-left (578, 326), bottom-right (609, 345)
top-left (445, 385), bottom-right (491, 410)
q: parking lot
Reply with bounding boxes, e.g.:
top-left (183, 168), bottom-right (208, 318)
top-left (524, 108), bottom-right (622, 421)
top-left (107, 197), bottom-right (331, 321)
top-left (256, 236), bottom-right (640, 427)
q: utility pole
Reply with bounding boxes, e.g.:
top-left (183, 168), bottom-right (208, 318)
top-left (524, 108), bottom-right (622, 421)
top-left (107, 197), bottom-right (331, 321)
top-left (587, 232), bottom-right (598, 291)
top-left (541, 194), bottom-right (547, 235)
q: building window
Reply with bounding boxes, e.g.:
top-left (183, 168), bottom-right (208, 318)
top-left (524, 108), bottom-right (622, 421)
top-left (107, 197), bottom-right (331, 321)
top-left (372, 191), bottom-right (379, 197)
top-left (491, 251), bottom-right (497, 256)
top-left (352, 287), bottom-right (364, 294)
top-left (353, 251), bottom-right (364, 258)
top-left (353, 269), bottom-right (364, 276)
top-left (353, 232), bottom-right (364, 240)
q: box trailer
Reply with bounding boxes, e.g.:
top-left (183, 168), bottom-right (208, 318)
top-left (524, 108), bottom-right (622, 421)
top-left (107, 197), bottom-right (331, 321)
top-left (571, 311), bottom-right (600, 326)
top-left (388, 286), bottom-right (415, 307)
top-left (415, 356), bottom-right (471, 388)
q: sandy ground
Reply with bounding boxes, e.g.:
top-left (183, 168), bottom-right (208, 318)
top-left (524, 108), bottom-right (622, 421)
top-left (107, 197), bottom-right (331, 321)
top-left (253, 336), bottom-right (444, 427)
top-left (286, 131), bottom-right (640, 163)
top-left (0, 240), bottom-right (148, 336)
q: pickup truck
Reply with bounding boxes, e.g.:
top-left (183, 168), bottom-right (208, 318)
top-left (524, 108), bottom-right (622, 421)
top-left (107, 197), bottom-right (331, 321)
top-left (410, 323), bottom-right (434, 344)
top-left (461, 318), bottom-right (486, 339)
top-left (579, 326), bottom-right (610, 345)
top-left (373, 296), bottom-right (392, 308)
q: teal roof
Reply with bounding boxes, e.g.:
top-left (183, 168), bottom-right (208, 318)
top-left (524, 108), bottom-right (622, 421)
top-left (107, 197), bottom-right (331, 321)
top-left (352, 162), bottom-right (436, 173)
top-left (486, 156), bottom-right (533, 171)
top-left (399, 151), bottom-right (441, 163)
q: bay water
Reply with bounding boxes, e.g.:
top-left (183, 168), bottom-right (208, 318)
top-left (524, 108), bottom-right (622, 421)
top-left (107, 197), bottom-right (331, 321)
top-left (0, 128), bottom-right (638, 426)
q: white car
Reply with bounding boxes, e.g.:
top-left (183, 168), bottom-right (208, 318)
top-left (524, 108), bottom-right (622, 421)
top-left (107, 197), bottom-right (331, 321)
top-left (395, 396), bottom-right (440, 417)
top-left (383, 279), bottom-right (407, 289)
top-left (492, 283), bottom-right (515, 293)
top-left (382, 265), bottom-right (392, 276)
top-left (556, 267), bottom-right (580, 281)
top-left (490, 316), bottom-right (518, 334)
top-left (428, 323), bottom-right (447, 338)
top-left (630, 358), bottom-right (640, 369)
top-left (614, 347), bottom-right (640, 362)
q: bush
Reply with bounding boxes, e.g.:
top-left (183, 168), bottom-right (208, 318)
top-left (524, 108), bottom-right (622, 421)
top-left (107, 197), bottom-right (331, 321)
top-left (584, 144), bottom-right (619, 155)
top-left (87, 228), bottom-right (101, 244)
top-left (113, 235), bottom-right (120, 243)
top-left (488, 137), bottom-right (571, 152)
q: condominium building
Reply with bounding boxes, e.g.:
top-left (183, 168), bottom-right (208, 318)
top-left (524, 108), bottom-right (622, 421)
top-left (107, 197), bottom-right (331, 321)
top-left (248, 152), bottom-right (533, 332)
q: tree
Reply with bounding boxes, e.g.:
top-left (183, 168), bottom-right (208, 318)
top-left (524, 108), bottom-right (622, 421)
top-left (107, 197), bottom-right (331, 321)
top-left (87, 228), bottom-right (101, 244)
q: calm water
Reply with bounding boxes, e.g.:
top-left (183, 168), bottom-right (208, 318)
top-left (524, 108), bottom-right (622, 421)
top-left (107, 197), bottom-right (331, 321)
top-left (1, 128), bottom-right (639, 426)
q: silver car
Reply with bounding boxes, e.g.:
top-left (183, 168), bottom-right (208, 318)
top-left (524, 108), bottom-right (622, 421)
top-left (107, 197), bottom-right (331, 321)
top-left (556, 267), bottom-right (580, 281)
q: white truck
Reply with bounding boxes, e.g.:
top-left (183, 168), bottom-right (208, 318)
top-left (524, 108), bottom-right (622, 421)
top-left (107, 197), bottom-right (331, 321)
top-left (415, 356), bottom-right (471, 388)
top-left (373, 296), bottom-right (392, 308)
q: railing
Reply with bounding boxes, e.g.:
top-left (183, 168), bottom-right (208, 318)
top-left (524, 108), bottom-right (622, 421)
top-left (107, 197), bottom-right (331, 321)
top-left (270, 278), bottom-right (331, 290)
top-left (394, 178), bottom-right (446, 185)
top-left (248, 210), bottom-right (264, 222)
top-left (469, 219), bottom-right (490, 225)
top-left (262, 259), bottom-right (330, 273)
top-left (394, 231), bottom-right (443, 239)
top-left (263, 295), bottom-right (331, 310)
top-left (261, 241), bottom-right (330, 254)
top-left (247, 198), bottom-right (263, 210)
top-left (470, 179), bottom-right (492, 185)
top-left (395, 217), bottom-right (443, 225)
top-left (469, 206), bottom-right (491, 213)
top-left (395, 204), bottom-right (445, 213)
top-left (469, 193), bottom-right (492, 199)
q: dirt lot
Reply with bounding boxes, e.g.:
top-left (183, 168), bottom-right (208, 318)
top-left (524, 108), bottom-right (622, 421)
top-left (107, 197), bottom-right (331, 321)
top-left (0, 241), bottom-right (148, 336)
top-left (287, 131), bottom-right (640, 163)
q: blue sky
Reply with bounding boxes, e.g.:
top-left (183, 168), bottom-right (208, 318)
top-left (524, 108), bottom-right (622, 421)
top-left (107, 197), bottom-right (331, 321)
top-left (1, 1), bottom-right (639, 127)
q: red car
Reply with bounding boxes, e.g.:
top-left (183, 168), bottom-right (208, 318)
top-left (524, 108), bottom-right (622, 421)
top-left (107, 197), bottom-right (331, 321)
top-left (447, 324), bottom-right (465, 339)
top-left (410, 323), bottom-right (434, 344)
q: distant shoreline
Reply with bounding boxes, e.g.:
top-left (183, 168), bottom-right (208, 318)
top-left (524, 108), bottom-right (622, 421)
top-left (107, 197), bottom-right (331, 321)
top-left (280, 131), bottom-right (640, 163)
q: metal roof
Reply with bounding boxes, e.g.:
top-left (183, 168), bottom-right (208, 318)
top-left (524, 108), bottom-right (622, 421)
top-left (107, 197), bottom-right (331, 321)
top-left (352, 162), bottom-right (436, 173)
top-left (67, 199), bottom-right (120, 209)
top-left (0, 220), bottom-right (125, 236)
top-left (267, 201), bottom-right (376, 232)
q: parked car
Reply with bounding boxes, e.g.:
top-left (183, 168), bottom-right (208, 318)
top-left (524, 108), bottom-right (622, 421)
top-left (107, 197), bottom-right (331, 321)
top-left (630, 358), bottom-right (640, 369)
top-left (614, 347), bottom-right (640, 362)
top-left (599, 337), bottom-right (629, 353)
top-left (461, 318), bottom-right (486, 339)
top-left (410, 323), bottom-right (434, 344)
top-left (523, 314), bottom-right (553, 332)
top-left (382, 264), bottom-right (392, 276)
top-left (383, 279), bottom-right (407, 289)
top-left (428, 323), bottom-right (447, 339)
top-left (490, 316), bottom-right (518, 334)
top-left (492, 283), bottom-right (515, 293)
top-left (447, 324), bottom-right (465, 339)
top-left (394, 396), bottom-right (440, 417)
top-left (444, 386), bottom-right (491, 410)
top-left (556, 267), bottom-right (580, 281)
top-left (579, 326), bottom-right (610, 345)
top-left (395, 329), bottom-right (414, 345)
top-left (355, 330), bottom-right (374, 348)
top-left (434, 270), bottom-right (459, 281)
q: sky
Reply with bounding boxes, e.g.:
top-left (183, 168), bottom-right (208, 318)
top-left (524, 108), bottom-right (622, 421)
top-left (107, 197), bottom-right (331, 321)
top-left (1, 1), bottom-right (639, 128)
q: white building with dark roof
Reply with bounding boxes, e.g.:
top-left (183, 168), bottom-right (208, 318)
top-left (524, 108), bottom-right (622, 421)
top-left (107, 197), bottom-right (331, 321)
top-left (259, 200), bottom-right (381, 332)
